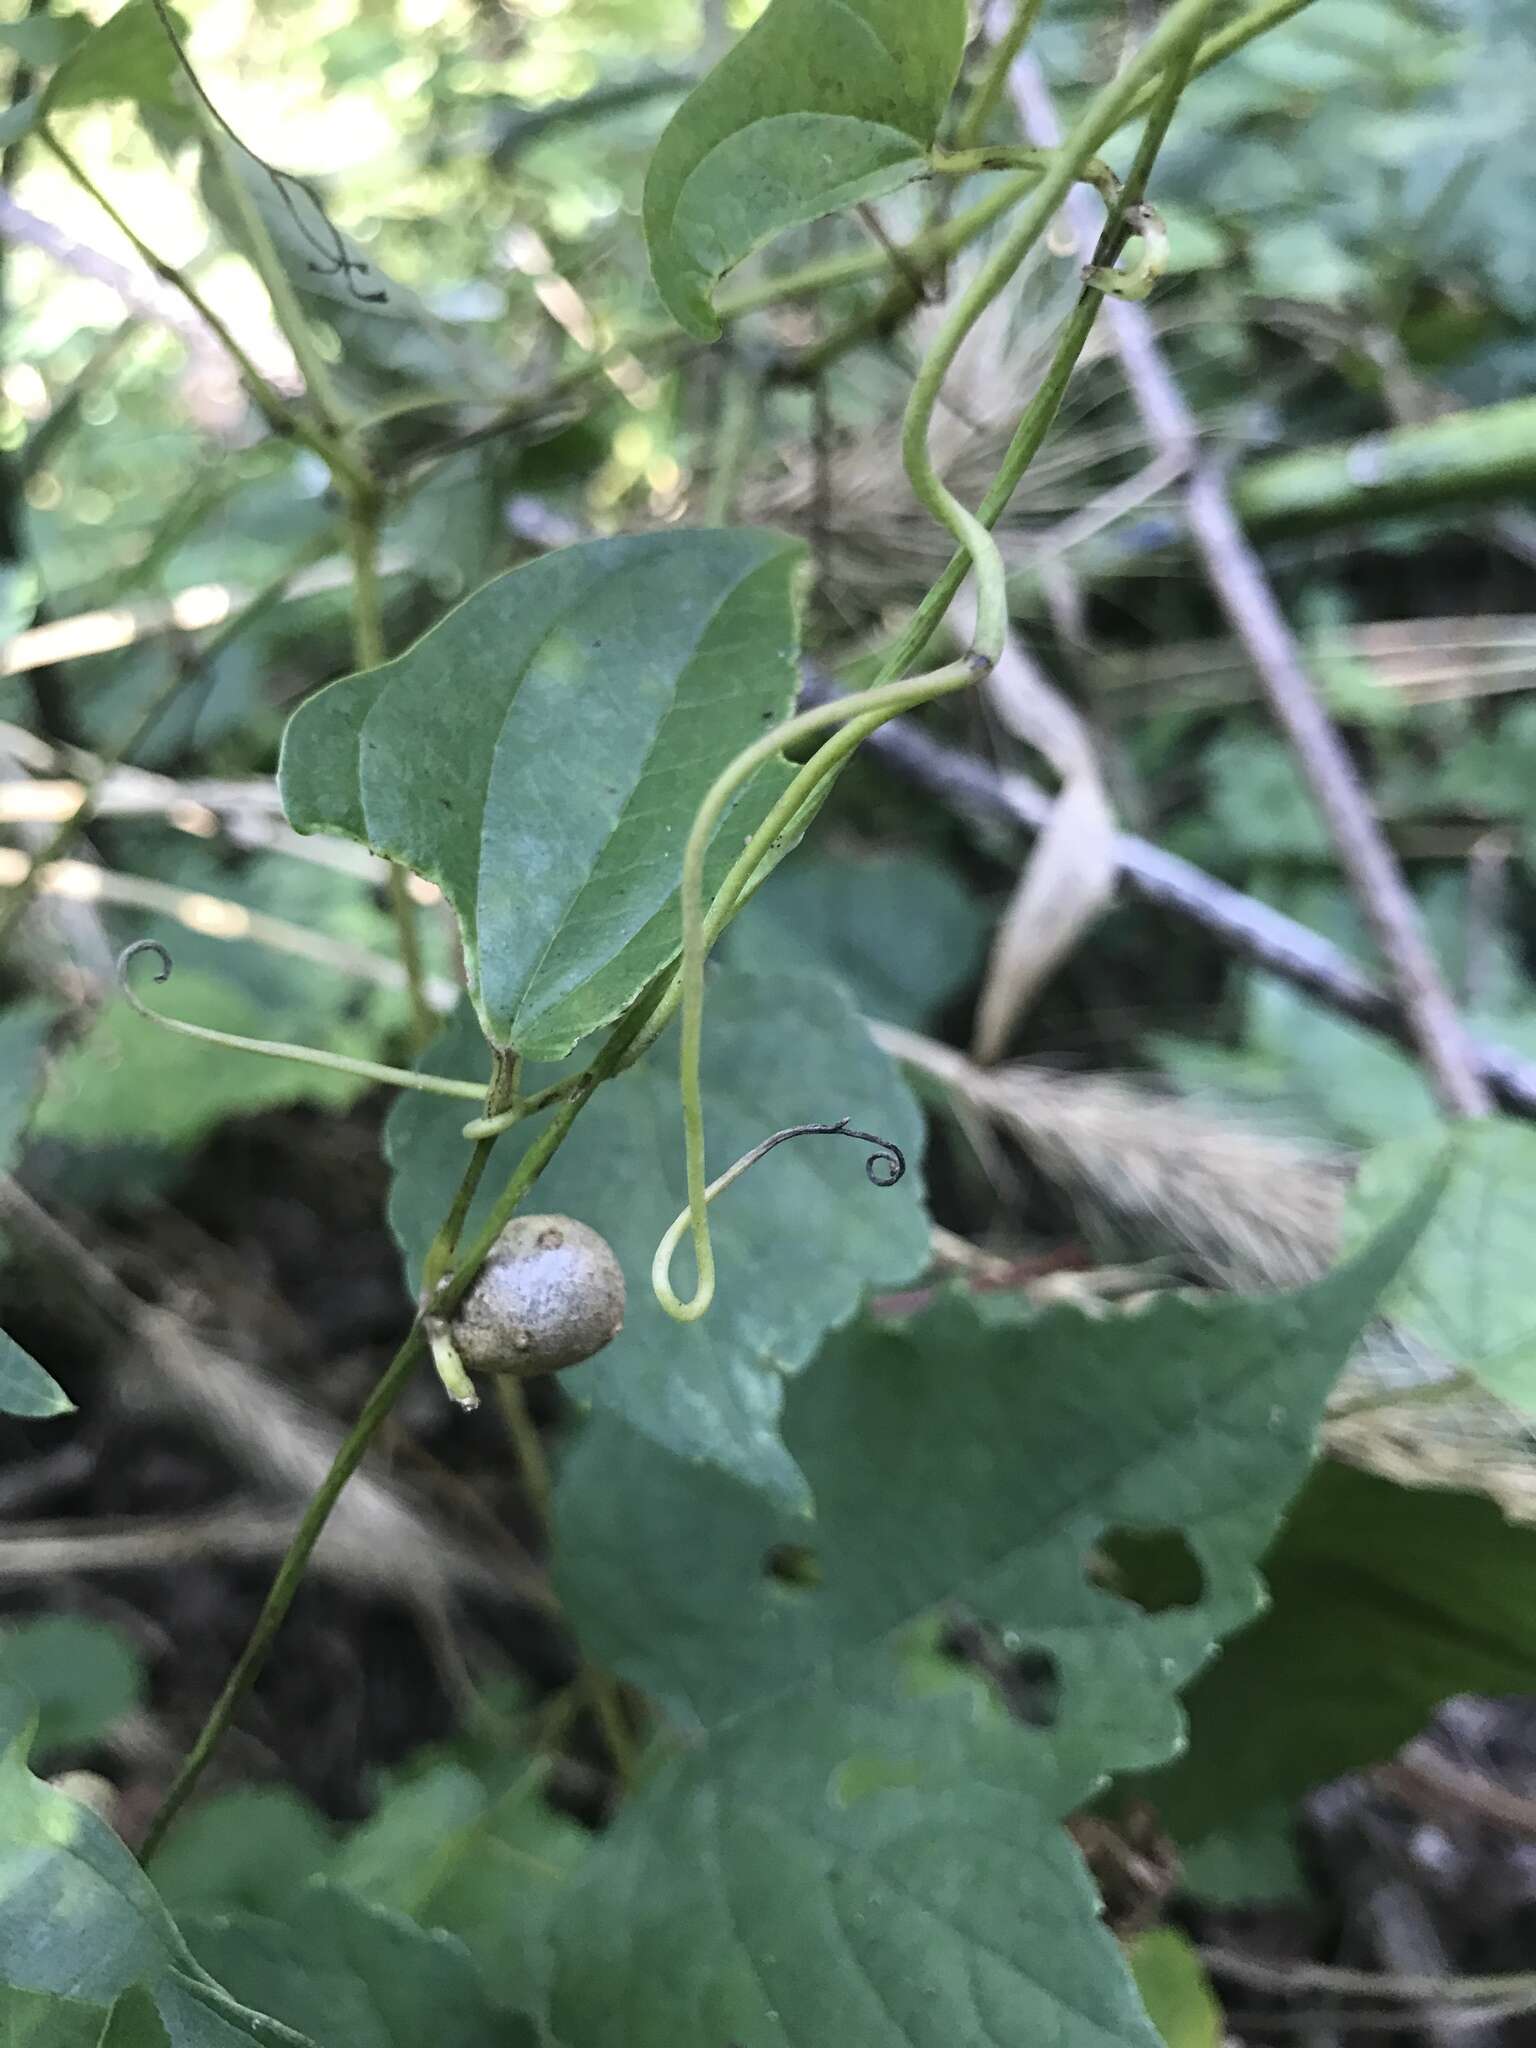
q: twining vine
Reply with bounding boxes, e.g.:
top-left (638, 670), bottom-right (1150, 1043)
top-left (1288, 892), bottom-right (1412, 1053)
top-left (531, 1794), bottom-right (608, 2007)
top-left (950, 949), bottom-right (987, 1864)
top-left (45, 0), bottom-right (1237, 1854)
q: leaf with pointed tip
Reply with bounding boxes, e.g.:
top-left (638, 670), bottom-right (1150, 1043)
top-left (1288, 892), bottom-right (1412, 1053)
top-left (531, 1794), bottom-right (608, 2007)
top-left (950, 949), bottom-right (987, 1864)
top-left (386, 968), bottom-right (930, 1501)
top-left (645, 0), bottom-right (967, 336)
top-left (543, 1185), bottom-right (1432, 2048)
top-left (281, 531), bottom-right (803, 1056)
top-left (0, 1329), bottom-right (73, 1419)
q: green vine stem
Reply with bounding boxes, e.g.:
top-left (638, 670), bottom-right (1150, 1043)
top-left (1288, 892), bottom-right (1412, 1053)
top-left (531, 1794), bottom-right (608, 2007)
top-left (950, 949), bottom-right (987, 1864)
top-left (650, 0), bottom-right (1221, 1321)
top-left (138, 991), bottom-right (654, 1861)
top-left (150, 0), bottom-right (437, 1045)
top-left (38, 131), bottom-right (322, 460)
top-left (116, 943), bottom-right (484, 1102)
top-left (952, 0), bottom-right (1048, 152)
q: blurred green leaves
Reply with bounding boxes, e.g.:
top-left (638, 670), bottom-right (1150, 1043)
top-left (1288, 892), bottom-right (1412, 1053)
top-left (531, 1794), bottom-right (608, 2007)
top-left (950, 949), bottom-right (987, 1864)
top-left (644, 0), bottom-right (966, 334)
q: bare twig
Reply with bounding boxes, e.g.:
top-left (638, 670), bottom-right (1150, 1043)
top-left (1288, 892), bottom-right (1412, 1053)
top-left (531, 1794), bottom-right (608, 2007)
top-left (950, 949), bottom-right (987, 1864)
top-left (798, 670), bottom-right (1536, 1120)
top-left (1007, 53), bottom-right (1490, 1120)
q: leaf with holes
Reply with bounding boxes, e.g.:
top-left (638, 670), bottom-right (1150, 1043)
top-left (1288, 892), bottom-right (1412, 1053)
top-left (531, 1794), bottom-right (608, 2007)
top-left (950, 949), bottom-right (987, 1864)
top-left (387, 968), bottom-right (930, 1501)
top-left (1346, 1119), bottom-right (1536, 1410)
top-left (644, 0), bottom-right (967, 337)
top-left (1133, 1463), bottom-right (1536, 1857)
top-left (543, 1188), bottom-right (1431, 2048)
top-left (280, 531), bottom-right (803, 1056)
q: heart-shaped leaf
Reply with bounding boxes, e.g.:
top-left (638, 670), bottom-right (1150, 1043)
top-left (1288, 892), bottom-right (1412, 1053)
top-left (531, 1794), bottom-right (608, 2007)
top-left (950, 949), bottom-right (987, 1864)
top-left (543, 1187), bottom-right (1432, 2048)
top-left (645, 0), bottom-right (967, 337)
top-left (280, 530), bottom-right (803, 1056)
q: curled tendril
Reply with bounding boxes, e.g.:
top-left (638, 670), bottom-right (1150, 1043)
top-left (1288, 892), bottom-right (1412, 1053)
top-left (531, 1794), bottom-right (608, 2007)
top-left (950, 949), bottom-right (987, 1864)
top-left (652, 1119), bottom-right (907, 1323)
top-left (1082, 203), bottom-right (1169, 304)
top-left (114, 941), bottom-right (487, 1102)
top-left (269, 167), bottom-right (389, 307)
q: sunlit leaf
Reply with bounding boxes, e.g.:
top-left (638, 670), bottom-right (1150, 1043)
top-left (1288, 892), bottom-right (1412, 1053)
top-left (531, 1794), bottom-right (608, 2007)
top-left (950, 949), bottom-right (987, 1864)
top-left (644, 0), bottom-right (967, 336)
top-left (282, 530), bottom-right (804, 1056)
top-left (40, 0), bottom-right (184, 117)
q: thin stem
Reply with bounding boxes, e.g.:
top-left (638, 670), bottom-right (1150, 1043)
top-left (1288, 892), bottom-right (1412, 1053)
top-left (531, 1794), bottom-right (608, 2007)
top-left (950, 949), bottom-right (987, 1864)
top-left (342, 484), bottom-right (435, 1050)
top-left (145, 0), bottom-right (364, 476)
top-left (953, 0), bottom-right (1048, 151)
top-left (1119, 0), bottom-right (1319, 128)
top-left (40, 129), bottom-right (324, 460)
top-left (139, 1321), bottom-right (426, 1860)
top-left (139, 999), bottom-right (645, 1855)
top-left (116, 943), bottom-right (485, 1101)
top-left (701, 355), bottom-right (760, 525)
top-left (493, 1377), bottom-right (552, 1527)
top-left (652, 0), bottom-right (1224, 1321)
top-left (420, 1050), bottom-right (518, 1297)
top-left (582, 1666), bottom-right (639, 1788)
top-left (877, 0), bottom-right (1214, 691)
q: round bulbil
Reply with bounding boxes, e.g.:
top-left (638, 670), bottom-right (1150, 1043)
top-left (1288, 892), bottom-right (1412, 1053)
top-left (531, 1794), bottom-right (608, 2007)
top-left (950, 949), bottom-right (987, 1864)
top-left (450, 1214), bottom-right (625, 1378)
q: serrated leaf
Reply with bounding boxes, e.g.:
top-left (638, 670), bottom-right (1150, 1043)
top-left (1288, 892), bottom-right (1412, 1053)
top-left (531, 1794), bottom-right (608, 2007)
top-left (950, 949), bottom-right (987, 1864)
top-left (644, 0), bottom-right (967, 336)
top-left (1346, 1119), bottom-right (1536, 1408)
top-left (0, 1616), bottom-right (144, 1754)
top-left (181, 1882), bottom-right (521, 2048)
top-left (281, 531), bottom-right (803, 1056)
top-left (0, 1329), bottom-right (73, 1419)
top-left (40, 0), bottom-right (184, 117)
top-left (387, 967), bottom-right (930, 1500)
top-left (543, 1191), bottom-right (1430, 2048)
top-left (1139, 1463), bottom-right (1536, 1846)
top-left (0, 1688), bottom-right (315, 2044)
